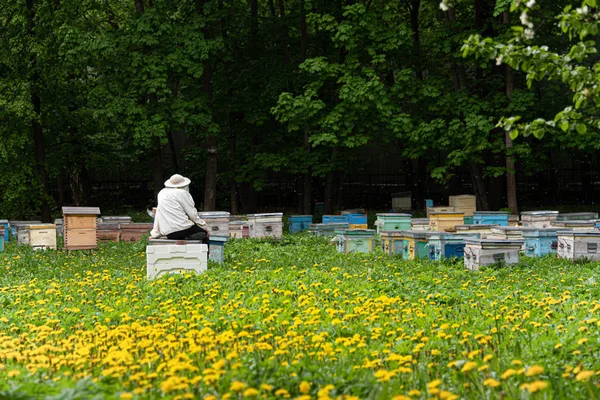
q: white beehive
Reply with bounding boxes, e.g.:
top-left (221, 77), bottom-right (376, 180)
top-left (489, 226), bottom-right (524, 240)
top-left (28, 224), bottom-right (57, 250)
top-left (455, 224), bottom-right (498, 239)
top-left (17, 225), bottom-right (31, 246)
top-left (146, 243), bottom-right (208, 280)
top-left (521, 211), bottom-right (558, 229)
top-left (247, 213), bottom-right (283, 239)
top-left (411, 218), bottom-right (430, 231)
top-left (557, 230), bottom-right (600, 262)
top-left (229, 221), bottom-right (249, 238)
top-left (199, 211), bottom-right (230, 237)
top-left (464, 239), bottom-right (523, 271)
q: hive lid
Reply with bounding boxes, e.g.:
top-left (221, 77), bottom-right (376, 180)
top-left (121, 223), bottom-right (153, 230)
top-left (553, 221), bottom-right (595, 226)
top-left (62, 207), bottom-right (101, 215)
top-left (376, 213), bottom-right (411, 217)
top-left (101, 216), bottom-right (132, 222)
top-left (492, 226), bottom-right (524, 232)
top-left (411, 218), bottom-right (429, 223)
top-left (521, 210), bottom-right (559, 215)
top-left (199, 211), bottom-right (231, 217)
top-left (399, 230), bottom-right (428, 239)
top-left (464, 238), bottom-right (524, 245)
top-left (29, 224), bottom-right (56, 229)
top-left (247, 213), bottom-right (283, 218)
top-left (429, 211), bottom-right (465, 215)
top-left (209, 235), bottom-right (229, 243)
top-left (0, 220), bottom-right (8, 224)
top-left (148, 239), bottom-right (202, 245)
top-left (473, 211), bottom-right (509, 215)
top-left (456, 224), bottom-right (498, 229)
top-left (425, 231), bottom-right (454, 238)
top-left (288, 215), bottom-right (313, 218)
top-left (229, 221), bottom-right (249, 226)
top-left (344, 229), bottom-right (376, 235)
top-left (98, 223), bottom-right (120, 230)
top-left (558, 230), bottom-right (600, 237)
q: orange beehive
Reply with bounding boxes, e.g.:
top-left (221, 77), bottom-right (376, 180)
top-left (62, 207), bottom-right (100, 250)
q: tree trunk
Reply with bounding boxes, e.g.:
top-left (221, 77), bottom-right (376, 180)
top-left (166, 130), bottom-right (179, 172)
top-left (469, 162), bottom-right (490, 210)
top-left (151, 136), bottom-right (164, 203)
top-left (268, 0), bottom-right (276, 17)
top-left (324, 171), bottom-right (335, 214)
top-left (300, 0), bottom-right (308, 60)
top-left (409, 0), bottom-right (424, 80)
top-left (503, 12), bottom-right (518, 215)
top-left (279, 0), bottom-right (289, 64)
top-left (230, 131), bottom-right (238, 214)
top-left (57, 169), bottom-right (66, 207)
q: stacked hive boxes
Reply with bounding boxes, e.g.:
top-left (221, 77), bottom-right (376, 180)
top-left (557, 231), bottom-right (600, 261)
top-left (121, 223), bottom-right (154, 242)
top-left (375, 214), bottom-right (411, 234)
top-left (522, 228), bottom-right (558, 257)
top-left (146, 239), bottom-right (208, 280)
top-left (199, 212), bottom-right (230, 237)
top-left (521, 211), bottom-right (558, 228)
top-left (63, 207), bottom-right (100, 250)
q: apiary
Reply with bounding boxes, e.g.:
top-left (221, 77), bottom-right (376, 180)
top-left (449, 194), bottom-right (476, 217)
top-left (411, 218), bottom-right (430, 231)
top-left (208, 235), bottom-right (228, 263)
top-left (400, 230), bottom-right (429, 260)
top-left (374, 213), bottom-right (411, 235)
top-left (522, 228), bottom-right (558, 257)
top-left (146, 241), bottom-right (208, 280)
top-left (427, 232), bottom-right (474, 261)
top-left (0, 220), bottom-right (8, 242)
top-left (248, 213), bottom-right (283, 239)
top-left (28, 224), bottom-right (57, 250)
top-left (63, 207), bottom-right (100, 250)
top-left (557, 230), bottom-right (600, 261)
top-left (552, 220), bottom-right (596, 231)
top-left (322, 215), bottom-right (350, 224)
top-left (473, 211), bottom-right (509, 226)
top-left (391, 192), bottom-right (411, 211)
top-left (309, 223), bottom-right (350, 237)
top-left (335, 229), bottom-right (375, 254)
top-left (463, 239), bottom-right (523, 270)
top-left (455, 224), bottom-right (498, 239)
top-left (97, 223), bottom-right (121, 242)
top-left (288, 215), bottom-right (313, 234)
top-left (429, 212), bottom-right (464, 232)
top-left (489, 226), bottom-right (524, 241)
top-left (229, 221), bottom-right (249, 238)
top-left (198, 211), bottom-right (230, 237)
top-left (10, 221), bottom-right (41, 238)
top-left (120, 223), bottom-right (153, 242)
top-left (508, 215), bottom-right (520, 227)
top-left (557, 212), bottom-right (598, 221)
top-left (380, 230), bottom-right (405, 257)
top-left (426, 206), bottom-right (455, 217)
top-left (521, 211), bottom-right (558, 229)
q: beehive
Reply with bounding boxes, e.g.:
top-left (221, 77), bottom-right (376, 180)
top-left (208, 235), bottom-right (228, 263)
top-left (63, 207), bottom-right (100, 250)
top-left (146, 242), bottom-right (208, 280)
top-left (350, 224), bottom-right (368, 230)
top-left (97, 223), bottom-right (121, 242)
top-left (391, 192), bottom-right (411, 211)
top-left (521, 211), bottom-right (558, 229)
top-left (28, 224), bottom-right (57, 250)
top-left (288, 215), bottom-right (313, 234)
top-left (322, 215), bottom-right (350, 224)
top-left (54, 219), bottom-right (64, 237)
top-left (429, 212), bottom-right (464, 232)
top-left (309, 223), bottom-right (350, 237)
top-left (0, 220), bottom-right (8, 242)
top-left (16, 224), bottom-right (34, 246)
top-left (557, 212), bottom-right (599, 221)
top-left (247, 213), bottom-right (283, 239)
top-left (375, 213), bottom-right (411, 234)
top-left (522, 228), bottom-right (558, 257)
top-left (199, 211), bottom-right (230, 237)
top-left (427, 206), bottom-right (455, 217)
top-left (508, 215), bottom-right (520, 227)
top-left (10, 221), bottom-right (41, 238)
top-left (334, 229), bottom-right (375, 254)
top-left (380, 231), bottom-right (405, 257)
top-left (0, 228), bottom-right (4, 252)
top-left (557, 230), bottom-right (600, 262)
top-left (342, 213), bottom-right (367, 225)
top-left (411, 218), bottom-right (430, 231)
top-left (449, 195), bottom-right (477, 217)
top-left (473, 211), bottom-right (509, 227)
top-left (455, 224), bottom-right (498, 239)
top-left (400, 230), bottom-right (429, 260)
top-left (489, 227), bottom-right (524, 241)
top-left (552, 221), bottom-right (596, 231)
top-left (464, 239), bottom-right (523, 270)
top-left (99, 216), bottom-right (132, 224)
top-left (427, 232), bottom-right (473, 261)
top-left (229, 221), bottom-right (249, 239)
top-left (120, 223), bottom-right (153, 242)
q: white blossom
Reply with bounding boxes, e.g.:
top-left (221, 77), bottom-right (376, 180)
top-left (576, 5), bottom-right (589, 14)
top-left (525, 0), bottom-right (535, 7)
top-left (496, 55), bottom-right (504, 66)
top-left (439, 1), bottom-right (449, 11)
top-left (524, 28), bottom-right (535, 40)
top-left (520, 12), bottom-right (534, 28)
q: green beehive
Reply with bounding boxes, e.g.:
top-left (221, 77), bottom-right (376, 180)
top-left (380, 230), bottom-right (404, 257)
top-left (335, 229), bottom-right (375, 254)
top-left (309, 223), bottom-right (350, 237)
top-left (375, 213), bottom-right (412, 234)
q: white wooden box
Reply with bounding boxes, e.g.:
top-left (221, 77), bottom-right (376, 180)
top-left (521, 211), bottom-right (558, 229)
top-left (552, 221), bottom-right (596, 231)
top-left (146, 243), bottom-right (208, 280)
top-left (455, 224), bottom-right (498, 239)
top-left (229, 221), bottom-right (249, 238)
top-left (464, 239), bottom-right (523, 271)
top-left (199, 211), bottom-right (230, 237)
top-left (17, 226), bottom-right (30, 246)
top-left (411, 218), bottom-right (430, 231)
top-left (248, 213), bottom-right (283, 239)
top-left (29, 224), bottom-right (57, 250)
top-left (557, 230), bottom-right (600, 261)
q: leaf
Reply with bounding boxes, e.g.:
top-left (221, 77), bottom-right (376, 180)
top-left (576, 123), bottom-right (587, 134)
top-left (509, 130), bottom-right (519, 140)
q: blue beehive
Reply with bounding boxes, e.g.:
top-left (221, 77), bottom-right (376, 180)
top-left (427, 232), bottom-right (477, 261)
top-left (343, 213), bottom-right (367, 225)
top-left (522, 228), bottom-right (558, 257)
top-left (208, 235), bottom-right (228, 263)
top-left (0, 220), bottom-right (8, 242)
top-left (288, 215), bottom-right (313, 234)
top-left (322, 215), bottom-right (350, 224)
top-left (473, 211), bottom-right (509, 226)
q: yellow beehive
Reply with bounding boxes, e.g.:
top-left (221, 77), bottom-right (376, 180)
top-left (349, 224), bottom-right (368, 230)
top-left (63, 207), bottom-right (100, 250)
top-left (449, 195), bottom-right (476, 217)
top-left (426, 206), bottom-right (455, 217)
top-left (429, 212), bottom-right (464, 232)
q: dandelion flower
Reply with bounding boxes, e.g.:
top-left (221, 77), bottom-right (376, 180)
top-left (525, 365), bottom-right (544, 377)
top-left (230, 381), bottom-right (247, 392)
top-left (299, 381), bottom-right (311, 394)
top-left (243, 388), bottom-right (259, 397)
top-left (461, 361), bottom-right (478, 373)
top-left (484, 378), bottom-right (500, 388)
top-left (576, 370), bottom-right (594, 381)
top-left (119, 394), bottom-right (133, 400)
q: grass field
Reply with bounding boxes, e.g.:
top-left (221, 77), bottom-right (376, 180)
top-left (1, 235), bottom-right (600, 399)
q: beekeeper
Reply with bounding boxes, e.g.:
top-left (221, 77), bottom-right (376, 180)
top-left (150, 174), bottom-right (209, 243)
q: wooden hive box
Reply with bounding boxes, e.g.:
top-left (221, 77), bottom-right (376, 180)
top-left (557, 212), bottom-right (599, 222)
top-left (208, 235), bottom-right (228, 263)
top-left (375, 213), bottom-right (411, 234)
top-left (473, 211), bottom-right (509, 227)
top-left (380, 230), bottom-right (405, 257)
top-left (427, 232), bottom-right (475, 261)
top-left (464, 239), bottom-right (523, 271)
top-left (10, 221), bottom-right (41, 239)
top-left (411, 218), bottom-right (430, 231)
top-left (28, 224), bottom-right (57, 250)
top-left (455, 224), bottom-right (498, 239)
top-left (62, 207), bottom-right (100, 250)
top-left (334, 229), bottom-right (375, 254)
top-left (557, 230), bottom-right (600, 262)
top-left (98, 223), bottom-right (121, 243)
top-left (552, 221), bottom-right (596, 231)
top-left (0, 220), bottom-right (8, 242)
top-left (309, 223), bottom-right (350, 237)
top-left (247, 213), bottom-right (283, 239)
top-left (199, 211), bottom-right (230, 237)
top-left (522, 228), bottom-right (558, 258)
top-left (288, 215), bottom-right (313, 234)
top-left (429, 212), bottom-right (464, 232)
top-left (521, 211), bottom-right (558, 229)
top-left (400, 230), bottom-right (429, 260)
top-left (120, 223), bottom-right (153, 242)
top-left (229, 221), bottom-right (249, 238)
top-left (426, 206), bottom-right (455, 217)
top-left (449, 195), bottom-right (477, 217)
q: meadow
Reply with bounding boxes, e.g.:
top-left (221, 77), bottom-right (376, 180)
top-left (1, 235), bottom-right (599, 399)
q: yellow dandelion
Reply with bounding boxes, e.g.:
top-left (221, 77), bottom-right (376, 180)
top-left (299, 381), bottom-right (312, 394)
top-left (483, 378), bottom-right (500, 388)
top-left (408, 389), bottom-right (421, 396)
top-left (119, 393), bottom-right (133, 400)
top-left (576, 370), bottom-right (594, 381)
top-left (243, 388), bottom-right (259, 397)
top-left (230, 381), bottom-right (247, 392)
top-left (275, 389), bottom-right (290, 398)
top-left (501, 369), bottom-right (517, 380)
top-left (7, 370), bottom-right (21, 378)
top-left (520, 380), bottom-right (549, 393)
top-left (261, 384), bottom-right (274, 391)
top-left (461, 361), bottom-right (478, 373)
top-left (525, 365), bottom-right (544, 377)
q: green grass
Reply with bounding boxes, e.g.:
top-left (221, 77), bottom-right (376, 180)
top-left (1, 235), bottom-right (600, 399)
